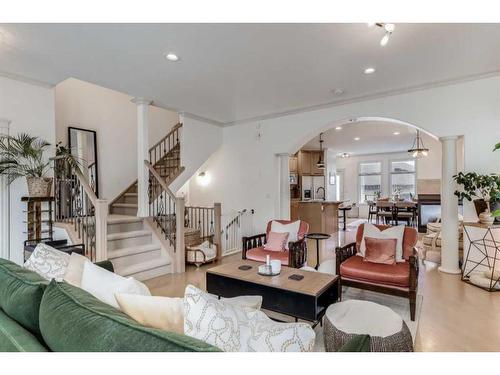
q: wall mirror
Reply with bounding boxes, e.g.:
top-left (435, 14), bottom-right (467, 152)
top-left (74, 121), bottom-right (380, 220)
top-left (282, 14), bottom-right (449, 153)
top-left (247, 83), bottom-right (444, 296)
top-left (68, 127), bottom-right (99, 197)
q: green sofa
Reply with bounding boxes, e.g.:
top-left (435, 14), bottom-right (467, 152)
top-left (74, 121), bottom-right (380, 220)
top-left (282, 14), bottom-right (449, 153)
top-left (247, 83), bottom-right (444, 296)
top-left (0, 257), bottom-right (219, 352)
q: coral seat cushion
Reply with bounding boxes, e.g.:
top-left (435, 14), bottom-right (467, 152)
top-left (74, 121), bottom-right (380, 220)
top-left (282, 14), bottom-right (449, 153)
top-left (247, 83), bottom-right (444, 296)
top-left (363, 237), bottom-right (397, 265)
top-left (264, 231), bottom-right (289, 252)
top-left (246, 247), bottom-right (289, 266)
top-left (340, 256), bottom-right (410, 288)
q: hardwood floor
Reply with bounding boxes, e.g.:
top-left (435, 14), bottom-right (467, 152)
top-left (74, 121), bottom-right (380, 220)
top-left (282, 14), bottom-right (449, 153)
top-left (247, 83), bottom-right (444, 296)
top-left (144, 222), bottom-right (500, 352)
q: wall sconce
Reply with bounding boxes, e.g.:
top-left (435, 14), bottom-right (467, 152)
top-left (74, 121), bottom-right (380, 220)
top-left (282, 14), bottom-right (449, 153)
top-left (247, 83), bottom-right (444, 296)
top-left (197, 171), bottom-right (211, 186)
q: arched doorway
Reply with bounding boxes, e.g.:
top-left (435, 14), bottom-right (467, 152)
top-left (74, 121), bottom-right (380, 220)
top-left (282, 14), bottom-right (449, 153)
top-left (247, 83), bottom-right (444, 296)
top-left (277, 116), bottom-right (463, 274)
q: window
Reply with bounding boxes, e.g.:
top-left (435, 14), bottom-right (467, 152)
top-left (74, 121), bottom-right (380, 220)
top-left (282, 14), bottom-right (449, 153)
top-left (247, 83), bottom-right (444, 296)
top-left (390, 160), bottom-right (416, 200)
top-left (359, 162), bottom-right (382, 203)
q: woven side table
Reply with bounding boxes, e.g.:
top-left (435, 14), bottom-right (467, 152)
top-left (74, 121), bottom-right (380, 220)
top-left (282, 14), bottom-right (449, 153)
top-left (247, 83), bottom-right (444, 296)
top-left (324, 300), bottom-right (413, 352)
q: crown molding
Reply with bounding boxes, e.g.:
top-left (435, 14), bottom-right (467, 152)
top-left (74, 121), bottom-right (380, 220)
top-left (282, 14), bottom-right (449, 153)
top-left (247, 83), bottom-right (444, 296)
top-left (0, 70), bottom-right (54, 89)
top-left (178, 112), bottom-right (225, 127)
top-left (223, 69), bottom-right (500, 127)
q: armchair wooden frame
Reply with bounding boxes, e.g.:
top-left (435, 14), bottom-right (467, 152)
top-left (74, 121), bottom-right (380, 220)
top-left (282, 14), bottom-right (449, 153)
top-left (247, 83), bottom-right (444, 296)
top-left (242, 233), bottom-right (308, 269)
top-left (335, 242), bottom-right (419, 321)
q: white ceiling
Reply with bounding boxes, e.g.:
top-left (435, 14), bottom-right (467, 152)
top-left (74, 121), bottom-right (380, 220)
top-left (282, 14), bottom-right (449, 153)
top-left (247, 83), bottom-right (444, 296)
top-left (302, 120), bottom-right (439, 155)
top-left (1, 24), bottom-right (500, 124)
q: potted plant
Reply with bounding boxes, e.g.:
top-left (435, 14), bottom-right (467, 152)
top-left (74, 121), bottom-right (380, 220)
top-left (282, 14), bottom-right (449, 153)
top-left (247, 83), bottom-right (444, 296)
top-left (0, 133), bottom-right (80, 198)
top-left (493, 142), bottom-right (500, 220)
top-left (453, 172), bottom-right (500, 224)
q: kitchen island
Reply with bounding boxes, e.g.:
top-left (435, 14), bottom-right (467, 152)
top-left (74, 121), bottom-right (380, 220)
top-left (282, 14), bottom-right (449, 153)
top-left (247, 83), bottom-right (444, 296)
top-left (297, 200), bottom-right (344, 234)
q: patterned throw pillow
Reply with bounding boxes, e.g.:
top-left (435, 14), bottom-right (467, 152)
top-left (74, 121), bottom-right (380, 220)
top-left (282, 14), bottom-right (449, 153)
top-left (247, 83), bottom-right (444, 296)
top-left (184, 285), bottom-right (315, 352)
top-left (24, 243), bottom-right (70, 281)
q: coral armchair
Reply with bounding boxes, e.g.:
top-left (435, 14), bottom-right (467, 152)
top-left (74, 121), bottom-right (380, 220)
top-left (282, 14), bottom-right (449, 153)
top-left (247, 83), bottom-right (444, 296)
top-left (242, 220), bottom-right (309, 268)
top-left (335, 224), bottom-right (419, 320)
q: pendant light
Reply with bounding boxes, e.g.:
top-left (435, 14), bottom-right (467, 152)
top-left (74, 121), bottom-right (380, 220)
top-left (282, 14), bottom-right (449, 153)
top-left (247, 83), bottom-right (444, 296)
top-left (408, 130), bottom-right (429, 158)
top-left (317, 133), bottom-right (325, 169)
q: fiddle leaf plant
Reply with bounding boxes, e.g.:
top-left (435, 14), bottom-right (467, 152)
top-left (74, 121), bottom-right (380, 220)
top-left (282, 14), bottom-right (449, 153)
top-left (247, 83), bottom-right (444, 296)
top-left (494, 142), bottom-right (500, 152)
top-left (453, 172), bottom-right (500, 206)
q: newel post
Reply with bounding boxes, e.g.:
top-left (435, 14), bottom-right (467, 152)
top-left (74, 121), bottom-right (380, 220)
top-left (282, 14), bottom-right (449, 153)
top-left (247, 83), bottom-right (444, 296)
top-left (175, 196), bottom-right (186, 273)
top-left (214, 203), bottom-right (222, 260)
top-left (95, 199), bottom-right (108, 262)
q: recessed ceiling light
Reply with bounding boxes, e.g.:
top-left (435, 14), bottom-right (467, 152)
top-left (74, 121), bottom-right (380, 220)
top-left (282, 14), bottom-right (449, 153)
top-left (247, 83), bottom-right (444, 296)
top-left (332, 88), bottom-right (344, 96)
top-left (393, 132), bottom-right (400, 135)
top-left (364, 67), bottom-right (376, 74)
top-left (164, 52), bottom-right (179, 62)
top-left (335, 126), bottom-right (342, 131)
top-left (354, 137), bottom-right (360, 141)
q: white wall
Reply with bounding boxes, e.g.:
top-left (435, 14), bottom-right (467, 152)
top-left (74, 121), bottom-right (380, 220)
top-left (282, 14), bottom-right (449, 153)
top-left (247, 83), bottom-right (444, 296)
top-left (170, 114), bottom-right (223, 194)
top-left (188, 75), bottom-right (500, 233)
top-left (0, 76), bottom-right (55, 264)
top-left (55, 78), bottom-right (179, 201)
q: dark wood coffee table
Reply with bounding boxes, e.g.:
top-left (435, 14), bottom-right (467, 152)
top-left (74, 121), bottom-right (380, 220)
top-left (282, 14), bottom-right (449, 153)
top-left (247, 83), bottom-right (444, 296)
top-left (206, 260), bottom-right (339, 326)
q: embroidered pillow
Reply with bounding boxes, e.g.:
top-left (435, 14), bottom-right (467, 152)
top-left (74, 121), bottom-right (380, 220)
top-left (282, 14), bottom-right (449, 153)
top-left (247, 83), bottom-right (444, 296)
top-left (363, 237), bottom-right (397, 265)
top-left (264, 231), bottom-right (290, 252)
top-left (358, 224), bottom-right (405, 262)
top-left (184, 285), bottom-right (315, 352)
top-left (23, 243), bottom-right (70, 281)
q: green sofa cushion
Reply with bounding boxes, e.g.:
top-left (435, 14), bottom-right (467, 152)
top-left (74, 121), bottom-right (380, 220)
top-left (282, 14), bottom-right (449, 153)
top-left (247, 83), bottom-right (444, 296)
top-left (0, 258), bottom-right (48, 337)
top-left (338, 334), bottom-right (371, 352)
top-left (0, 310), bottom-right (48, 352)
top-left (39, 280), bottom-right (220, 352)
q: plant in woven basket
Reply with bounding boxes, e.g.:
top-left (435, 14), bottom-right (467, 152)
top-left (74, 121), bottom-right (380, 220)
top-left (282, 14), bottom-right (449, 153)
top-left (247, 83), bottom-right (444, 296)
top-left (0, 133), bottom-right (81, 197)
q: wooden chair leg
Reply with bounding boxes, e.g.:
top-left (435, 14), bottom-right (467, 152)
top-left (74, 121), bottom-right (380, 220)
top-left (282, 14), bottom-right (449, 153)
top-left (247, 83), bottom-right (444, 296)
top-left (409, 291), bottom-right (416, 321)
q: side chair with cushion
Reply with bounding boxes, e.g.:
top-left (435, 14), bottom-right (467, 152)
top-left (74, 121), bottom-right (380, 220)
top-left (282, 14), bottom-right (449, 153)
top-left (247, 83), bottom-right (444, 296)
top-left (242, 219), bottom-right (309, 268)
top-left (335, 223), bottom-right (419, 321)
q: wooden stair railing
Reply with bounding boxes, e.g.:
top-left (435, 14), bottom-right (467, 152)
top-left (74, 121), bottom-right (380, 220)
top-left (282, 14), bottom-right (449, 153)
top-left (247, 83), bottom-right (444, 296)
top-left (145, 160), bottom-right (179, 249)
top-left (185, 203), bottom-right (222, 259)
top-left (53, 156), bottom-right (108, 262)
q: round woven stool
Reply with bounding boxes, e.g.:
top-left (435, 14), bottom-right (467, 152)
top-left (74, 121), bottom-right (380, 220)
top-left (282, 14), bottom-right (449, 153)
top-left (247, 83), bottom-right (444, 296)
top-left (324, 300), bottom-right (413, 352)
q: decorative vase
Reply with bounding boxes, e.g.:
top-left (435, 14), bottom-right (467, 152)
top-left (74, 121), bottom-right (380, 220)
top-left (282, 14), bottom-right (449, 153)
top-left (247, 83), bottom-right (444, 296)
top-left (491, 201), bottom-right (500, 223)
top-left (26, 177), bottom-right (53, 197)
top-left (478, 209), bottom-right (495, 225)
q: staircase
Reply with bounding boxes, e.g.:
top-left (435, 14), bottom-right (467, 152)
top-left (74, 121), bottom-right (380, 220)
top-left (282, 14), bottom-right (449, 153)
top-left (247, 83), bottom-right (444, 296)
top-left (106, 123), bottom-right (184, 280)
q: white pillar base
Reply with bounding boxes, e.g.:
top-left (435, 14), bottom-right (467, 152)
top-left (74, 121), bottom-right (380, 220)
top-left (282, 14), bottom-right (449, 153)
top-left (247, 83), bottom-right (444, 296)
top-left (438, 266), bottom-right (462, 275)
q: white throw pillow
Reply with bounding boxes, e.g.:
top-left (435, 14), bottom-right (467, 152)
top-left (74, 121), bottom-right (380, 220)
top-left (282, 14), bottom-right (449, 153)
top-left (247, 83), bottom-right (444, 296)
top-left (63, 252), bottom-right (89, 287)
top-left (270, 220), bottom-right (301, 249)
top-left (184, 285), bottom-right (315, 352)
top-left (80, 261), bottom-right (150, 309)
top-left (115, 293), bottom-right (185, 334)
top-left (358, 223), bottom-right (406, 262)
top-left (23, 243), bottom-right (70, 281)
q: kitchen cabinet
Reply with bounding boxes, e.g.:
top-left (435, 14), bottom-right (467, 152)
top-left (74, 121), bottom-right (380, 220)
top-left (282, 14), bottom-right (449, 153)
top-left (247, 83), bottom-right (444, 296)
top-left (298, 151), bottom-right (311, 175)
top-left (310, 150), bottom-right (325, 176)
top-left (298, 150), bottom-right (324, 176)
top-left (289, 156), bottom-right (298, 173)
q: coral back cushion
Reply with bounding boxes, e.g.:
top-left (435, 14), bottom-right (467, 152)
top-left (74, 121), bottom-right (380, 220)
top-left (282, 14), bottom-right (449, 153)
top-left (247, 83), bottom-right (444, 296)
top-left (266, 220), bottom-right (309, 242)
top-left (356, 224), bottom-right (417, 261)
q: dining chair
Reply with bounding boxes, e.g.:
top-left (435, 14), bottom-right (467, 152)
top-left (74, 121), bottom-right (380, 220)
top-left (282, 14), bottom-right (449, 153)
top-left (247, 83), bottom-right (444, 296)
top-left (394, 201), bottom-right (417, 226)
top-left (376, 201), bottom-right (394, 225)
top-left (367, 201), bottom-right (377, 223)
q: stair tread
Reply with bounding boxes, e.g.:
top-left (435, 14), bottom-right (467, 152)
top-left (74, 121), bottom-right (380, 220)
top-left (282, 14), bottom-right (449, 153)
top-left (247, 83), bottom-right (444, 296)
top-left (107, 229), bottom-right (151, 241)
top-left (108, 243), bottom-right (161, 259)
top-left (124, 193), bottom-right (138, 197)
top-left (116, 257), bottom-right (171, 277)
top-left (112, 203), bottom-right (138, 208)
top-left (108, 215), bottom-right (142, 224)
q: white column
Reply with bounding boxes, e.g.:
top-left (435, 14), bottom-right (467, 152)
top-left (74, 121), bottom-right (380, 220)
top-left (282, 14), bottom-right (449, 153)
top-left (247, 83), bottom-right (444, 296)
top-left (131, 98), bottom-right (152, 217)
top-left (0, 120), bottom-right (10, 260)
top-left (439, 136), bottom-right (461, 274)
top-left (277, 153), bottom-right (291, 220)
